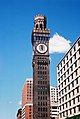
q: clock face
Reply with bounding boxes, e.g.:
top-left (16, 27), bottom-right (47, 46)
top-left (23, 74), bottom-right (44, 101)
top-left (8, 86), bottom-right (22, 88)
top-left (36, 44), bottom-right (47, 53)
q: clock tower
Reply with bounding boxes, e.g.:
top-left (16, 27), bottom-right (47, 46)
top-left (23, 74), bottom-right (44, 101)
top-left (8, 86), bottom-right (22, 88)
top-left (31, 14), bottom-right (50, 119)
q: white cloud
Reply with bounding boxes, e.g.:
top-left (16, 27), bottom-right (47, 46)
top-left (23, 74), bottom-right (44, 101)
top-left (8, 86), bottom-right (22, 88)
top-left (9, 101), bottom-right (12, 104)
top-left (49, 33), bottom-right (71, 54)
top-left (18, 100), bottom-right (22, 106)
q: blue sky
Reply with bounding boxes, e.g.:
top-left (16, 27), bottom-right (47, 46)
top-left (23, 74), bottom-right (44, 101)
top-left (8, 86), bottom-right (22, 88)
top-left (0, 0), bottom-right (80, 119)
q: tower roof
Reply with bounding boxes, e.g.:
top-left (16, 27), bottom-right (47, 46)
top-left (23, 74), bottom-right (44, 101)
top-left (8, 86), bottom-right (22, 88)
top-left (34, 14), bottom-right (46, 21)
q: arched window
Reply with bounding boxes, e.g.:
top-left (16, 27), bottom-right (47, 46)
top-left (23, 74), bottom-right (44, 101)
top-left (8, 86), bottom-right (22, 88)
top-left (40, 24), bottom-right (42, 30)
top-left (36, 24), bottom-right (38, 29)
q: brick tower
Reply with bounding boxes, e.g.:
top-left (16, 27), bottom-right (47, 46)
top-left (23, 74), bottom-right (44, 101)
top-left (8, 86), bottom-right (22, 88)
top-left (31, 14), bottom-right (50, 119)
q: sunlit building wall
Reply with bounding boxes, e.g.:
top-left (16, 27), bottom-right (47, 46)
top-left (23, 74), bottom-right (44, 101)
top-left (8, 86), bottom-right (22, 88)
top-left (22, 78), bottom-right (33, 119)
top-left (57, 37), bottom-right (80, 119)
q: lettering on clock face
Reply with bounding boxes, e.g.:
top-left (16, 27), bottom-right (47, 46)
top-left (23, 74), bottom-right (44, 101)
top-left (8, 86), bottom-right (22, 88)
top-left (36, 44), bottom-right (47, 53)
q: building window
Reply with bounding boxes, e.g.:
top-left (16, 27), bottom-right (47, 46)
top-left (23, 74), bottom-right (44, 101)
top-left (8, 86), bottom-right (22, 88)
top-left (71, 73), bottom-right (73, 79)
top-left (46, 113), bottom-right (47, 117)
top-left (78, 48), bottom-right (80, 54)
top-left (70, 58), bottom-right (72, 63)
top-left (60, 113), bottom-right (62, 118)
top-left (70, 65), bottom-right (73, 71)
top-left (74, 53), bottom-right (76, 59)
top-left (66, 55), bottom-right (68, 60)
top-left (64, 73), bottom-right (66, 78)
top-left (38, 108), bottom-right (40, 111)
top-left (77, 96), bottom-right (80, 102)
top-left (58, 78), bottom-right (60, 83)
top-left (65, 94), bottom-right (67, 100)
top-left (76, 86), bottom-right (79, 93)
top-left (60, 106), bottom-right (61, 111)
top-left (63, 111), bottom-right (65, 117)
top-left (65, 102), bottom-right (68, 108)
top-left (69, 92), bottom-right (71, 98)
top-left (58, 72), bottom-right (60, 77)
top-left (63, 59), bottom-right (65, 64)
top-left (78, 40), bottom-right (80, 46)
top-left (62, 104), bottom-right (64, 109)
top-left (76, 78), bottom-right (78, 84)
top-left (38, 102), bottom-right (40, 106)
top-left (70, 50), bottom-right (72, 56)
top-left (61, 82), bottom-right (63, 88)
top-left (61, 62), bottom-right (62, 67)
top-left (66, 110), bottom-right (68, 116)
top-left (70, 109), bottom-right (72, 114)
top-left (73, 98), bottom-right (75, 104)
top-left (72, 81), bottom-right (74, 87)
top-left (59, 92), bottom-right (61, 97)
top-left (61, 69), bottom-right (62, 74)
top-left (58, 65), bottom-right (59, 70)
top-left (74, 61), bottom-right (77, 67)
top-left (64, 80), bottom-right (66, 85)
top-left (63, 66), bottom-right (65, 71)
top-left (73, 107), bottom-right (76, 113)
top-left (65, 87), bottom-right (67, 92)
top-left (36, 24), bottom-right (38, 29)
top-left (67, 62), bottom-right (69, 67)
top-left (72, 89), bottom-right (74, 96)
top-left (62, 89), bottom-right (64, 95)
top-left (68, 77), bottom-right (70, 82)
top-left (40, 24), bottom-right (42, 30)
top-left (59, 99), bottom-right (61, 103)
top-left (59, 85), bottom-right (60, 90)
top-left (62, 97), bottom-right (64, 102)
top-left (75, 69), bottom-right (78, 76)
top-left (74, 46), bottom-right (76, 51)
top-left (78, 105), bottom-right (80, 111)
top-left (61, 76), bottom-right (63, 80)
top-left (67, 69), bottom-right (69, 75)
top-left (68, 84), bottom-right (70, 90)
top-left (69, 100), bottom-right (71, 106)
top-left (46, 102), bottom-right (47, 106)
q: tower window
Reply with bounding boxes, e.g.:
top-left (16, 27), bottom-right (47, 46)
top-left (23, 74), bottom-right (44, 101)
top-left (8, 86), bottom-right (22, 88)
top-left (40, 24), bottom-right (42, 30)
top-left (36, 24), bottom-right (38, 29)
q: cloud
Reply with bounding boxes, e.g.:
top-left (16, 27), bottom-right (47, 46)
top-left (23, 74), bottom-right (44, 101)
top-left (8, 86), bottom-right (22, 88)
top-left (9, 101), bottom-right (12, 104)
top-left (49, 33), bottom-right (71, 54)
top-left (18, 100), bottom-right (22, 106)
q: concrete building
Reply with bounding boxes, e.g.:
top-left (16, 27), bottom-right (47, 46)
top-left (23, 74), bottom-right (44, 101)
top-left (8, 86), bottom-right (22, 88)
top-left (50, 86), bottom-right (58, 103)
top-left (22, 78), bottom-right (33, 119)
top-left (57, 37), bottom-right (80, 119)
top-left (50, 86), bottom-right (59, 119)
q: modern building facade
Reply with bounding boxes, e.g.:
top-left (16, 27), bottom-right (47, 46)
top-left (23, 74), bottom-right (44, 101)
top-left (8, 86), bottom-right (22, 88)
top-left (22, 78), bottom-right (33, 119)
top-left (57, 37), bottom-right (80, 119)
top-left (50, 86), bottom-right (59, 119)
top-left (32, 14), bottom-right (50, 119)
top-left (50, 86), bottom-right (58, 103)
